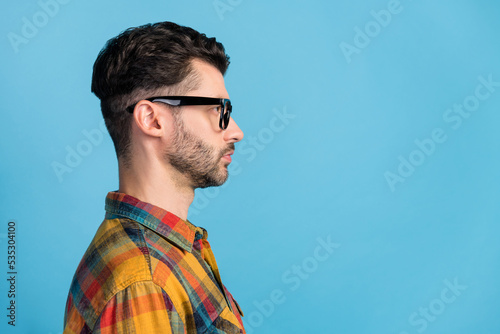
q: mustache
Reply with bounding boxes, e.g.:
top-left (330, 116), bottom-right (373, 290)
top-left (220, 143), bottom-right (235, 157)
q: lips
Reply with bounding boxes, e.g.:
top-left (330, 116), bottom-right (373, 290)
top-left (222, 150), bottom-right (234, 162)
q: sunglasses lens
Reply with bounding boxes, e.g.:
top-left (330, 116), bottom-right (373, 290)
top-left (222, 100), bottom-right (231, 129)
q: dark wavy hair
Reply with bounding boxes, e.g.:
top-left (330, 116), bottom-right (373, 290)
top-left (91, 21), bottom-right (230, 161)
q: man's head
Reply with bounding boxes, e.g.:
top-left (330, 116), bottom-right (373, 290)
top-left (91, 22), bottom-right (243, 188)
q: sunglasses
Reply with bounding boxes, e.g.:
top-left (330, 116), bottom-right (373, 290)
top-left (126, 96), bottom-right (232, 130)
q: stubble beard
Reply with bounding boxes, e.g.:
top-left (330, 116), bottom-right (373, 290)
top-left (165, 114), bottom-right (234, 189)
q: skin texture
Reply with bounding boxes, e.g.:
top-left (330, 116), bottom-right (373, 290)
top-left (165, 111), bottom-right (236, 189)
top-left (117, 59), bottom-right (244, 220)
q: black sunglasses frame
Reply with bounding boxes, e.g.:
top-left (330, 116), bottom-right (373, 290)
top-left (126, 96), bottom-right (232, 130)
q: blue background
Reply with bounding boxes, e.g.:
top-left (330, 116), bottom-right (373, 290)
top-left (1, 0), bottom-right (499, 333)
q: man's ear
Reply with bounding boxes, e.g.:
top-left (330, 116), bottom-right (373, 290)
top-left (131, 100), bottom-right (164, 137)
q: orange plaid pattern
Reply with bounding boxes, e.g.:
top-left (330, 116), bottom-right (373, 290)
top-left (63, 192), bottom-right (245, 333)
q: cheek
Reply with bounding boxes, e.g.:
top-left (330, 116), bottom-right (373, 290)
top-left (183, 112), bottom-right (220, 140)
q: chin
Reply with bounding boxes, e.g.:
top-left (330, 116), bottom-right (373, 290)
top-left (204, 171), bottom-right (229, 188)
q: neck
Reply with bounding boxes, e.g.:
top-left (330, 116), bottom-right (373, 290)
top-left (117, 158), bottom-right (194, 221)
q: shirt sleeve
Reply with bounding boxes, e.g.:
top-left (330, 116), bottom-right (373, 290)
top-left (93, 280), bottom-right (184, 334)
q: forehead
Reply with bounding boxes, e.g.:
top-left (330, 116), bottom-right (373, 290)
top-left (187, 59), bottom-right (229, 98)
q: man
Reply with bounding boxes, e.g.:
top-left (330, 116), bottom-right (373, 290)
top-left (63, 21), bottom-right (245, 333)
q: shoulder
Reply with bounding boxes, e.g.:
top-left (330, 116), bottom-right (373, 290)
top-left (65, 218), bottom-right (154, 329)
top-left (86, 217), bottom-right (154, 287)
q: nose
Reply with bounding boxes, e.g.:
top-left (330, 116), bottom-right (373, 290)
top-left (223, 117), bottom-right (244, 143)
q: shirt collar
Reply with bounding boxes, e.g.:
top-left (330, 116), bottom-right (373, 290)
top-left (104, 191), bottom-right (206, 252)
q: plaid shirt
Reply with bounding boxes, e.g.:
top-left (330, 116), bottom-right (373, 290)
top-left (63, 192), bottom-right (245, 333)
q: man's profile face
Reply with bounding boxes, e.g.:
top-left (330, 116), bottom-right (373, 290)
top-left (163, 59), bottom-right (244, 189)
